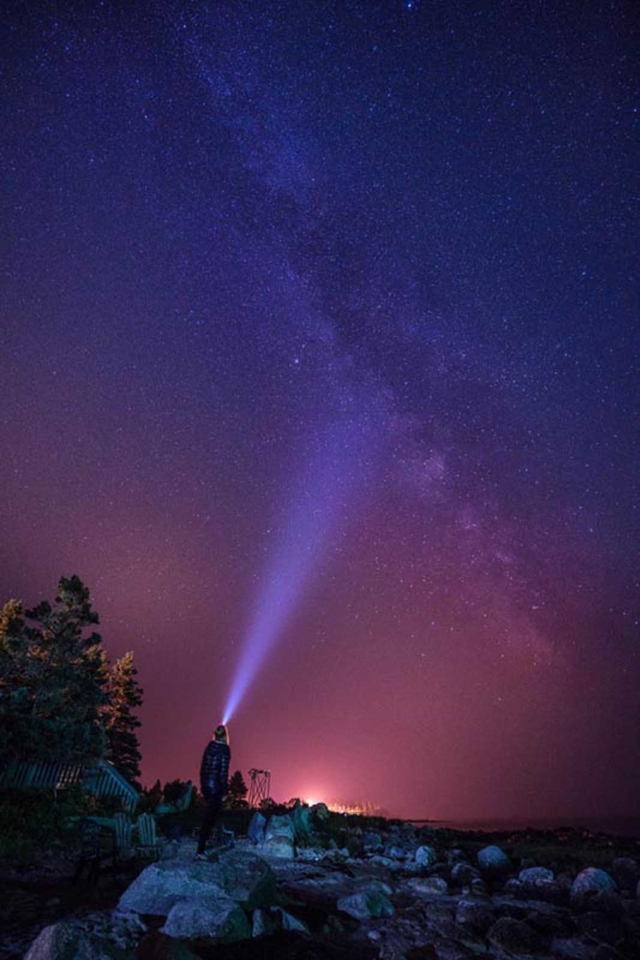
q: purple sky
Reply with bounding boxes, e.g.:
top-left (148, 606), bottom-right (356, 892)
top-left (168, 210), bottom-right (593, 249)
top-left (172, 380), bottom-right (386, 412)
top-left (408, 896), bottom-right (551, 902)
top-left (1, 0), bottom-right (638, 819)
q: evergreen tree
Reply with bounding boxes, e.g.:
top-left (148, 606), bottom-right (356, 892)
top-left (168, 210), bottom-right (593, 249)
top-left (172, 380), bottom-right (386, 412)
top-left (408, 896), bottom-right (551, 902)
top-left (0, 576), bottom-right (108, 763)
top-left (0, 599), bottom-right (30, 760)
top-left (103, 651), bottom-right (143, 782)
top-left (226, 770), bottom-right (249, 808)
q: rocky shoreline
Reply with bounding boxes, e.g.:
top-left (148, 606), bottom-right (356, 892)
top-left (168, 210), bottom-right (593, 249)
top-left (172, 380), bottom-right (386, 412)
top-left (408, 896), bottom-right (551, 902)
top-left (6, 806), bottom-right (640, 959)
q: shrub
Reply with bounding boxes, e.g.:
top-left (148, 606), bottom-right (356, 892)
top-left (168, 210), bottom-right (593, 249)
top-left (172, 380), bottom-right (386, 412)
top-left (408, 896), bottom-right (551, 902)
top-left (0, 786), bottom-right (99, 865)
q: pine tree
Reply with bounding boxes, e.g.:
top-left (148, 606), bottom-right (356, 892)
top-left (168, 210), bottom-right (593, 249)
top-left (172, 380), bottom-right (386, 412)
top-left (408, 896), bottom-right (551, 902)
top-left (226, 770), bottom-right (249, 808)
top-left (0, 599), bottom-right (30, 761)
top-left (0, 576), bottom-right (108, 763)
top-left (103, 651), bottom-right (143, 782)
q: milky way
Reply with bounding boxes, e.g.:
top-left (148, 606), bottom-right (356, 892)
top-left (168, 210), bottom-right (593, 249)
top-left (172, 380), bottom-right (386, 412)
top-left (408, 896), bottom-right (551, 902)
top-left (1, 1), bottom-right (638, 819)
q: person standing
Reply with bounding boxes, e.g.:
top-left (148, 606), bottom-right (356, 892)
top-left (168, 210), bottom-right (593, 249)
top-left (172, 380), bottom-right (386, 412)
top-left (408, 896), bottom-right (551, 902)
top-left (196, 723), bottom-right (230, 858)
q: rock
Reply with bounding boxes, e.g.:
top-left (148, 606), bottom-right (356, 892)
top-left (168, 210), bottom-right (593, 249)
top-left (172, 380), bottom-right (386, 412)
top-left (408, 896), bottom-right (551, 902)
top-left (415, 844), bottom-right (438, 867)
top-left (504, 878), bottom-right (525, 896)
top-left (550, 938), bottom-right (595, 959)
top-left (251, 908), bottom-right (275, 938)
top-left (119, 862), bottom-right (226, 915)
top-left (433, 940), bottom-right (475, 959)
top-left (290, 803), bottom-right (312, 843)
top-left (571, 868), bottom-right (617, 910)
top-left (310, 802), bottom-right (330, 821)
top-left (589, 890), bottom-right (624, 917)
top-left (519, 866), bottom-right (554, 884)
top-left (387, 844), bottom-right (409, 860)
top-left (337, 890), bottom-right (395, 920)
top-left (161, 896), bottom-right (250, 941)
top-left (469, 877), bottom-right (489, 897)
top-left (363, 831), bottom-right (383, 852)
top-left (455, 897), bottom-right (496, 932)
top-left (576, 911), bottom-right (625, 945)
top-left (25, 922), bottom-right (135, 960)
top-left (525, 908), bottom-right (576, 940)
top-left (477, 844), bottom-right (510, 877)
top-left (447, 847), bottom-right (465, 864)
top-left (488, 916), bottom-right (541, 954)
top-left (247, 811), bottom-right (266, 845)
top-left (369, 854), bottom-right (404, 869)
top-left (531, 879), bottom-right (571, 906)
top-left (450, 862), bottom-right (480, 886)
top-left (274, 907), bottom-right (310, 933)
top-left (355, 878), bottom-right (394, 896)
top-left (118, 851), bottom-right (275, 916)
top-left (406, 876), bottom-right (449, 896)
top-left (217, 849), bottom-right (277, 909)
top-left (612, 857), bottom-right (640, 891)
top-left (506, 872), bottom-right (568, 906)
top-left (263, 814), bottom-right (296, 859)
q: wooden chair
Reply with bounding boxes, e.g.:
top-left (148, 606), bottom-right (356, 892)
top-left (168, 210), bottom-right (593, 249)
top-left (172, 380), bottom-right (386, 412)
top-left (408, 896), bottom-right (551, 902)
top-left (135, 813), bottom-right (175, 862)
top-left (114, 812), bottom-right (134, 863)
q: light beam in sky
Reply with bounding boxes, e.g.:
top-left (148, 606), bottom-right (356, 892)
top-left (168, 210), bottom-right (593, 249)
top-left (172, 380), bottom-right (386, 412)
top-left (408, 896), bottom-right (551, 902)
top-left (222, 418), bottom-right (371, 724)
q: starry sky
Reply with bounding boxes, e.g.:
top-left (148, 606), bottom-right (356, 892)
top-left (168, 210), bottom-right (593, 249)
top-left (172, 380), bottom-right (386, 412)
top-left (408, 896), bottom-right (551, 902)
top-left (1, 0), bottom-right (638, 821)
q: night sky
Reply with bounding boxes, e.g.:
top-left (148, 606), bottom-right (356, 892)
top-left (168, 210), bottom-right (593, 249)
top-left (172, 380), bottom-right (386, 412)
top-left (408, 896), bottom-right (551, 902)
top-left (1, 1), bottom-right (638, 821)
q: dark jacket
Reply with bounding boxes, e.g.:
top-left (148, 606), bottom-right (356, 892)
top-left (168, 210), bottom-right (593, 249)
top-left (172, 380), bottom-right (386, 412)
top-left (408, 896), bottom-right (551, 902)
top-left (200, 739), bottom-right (230, 799)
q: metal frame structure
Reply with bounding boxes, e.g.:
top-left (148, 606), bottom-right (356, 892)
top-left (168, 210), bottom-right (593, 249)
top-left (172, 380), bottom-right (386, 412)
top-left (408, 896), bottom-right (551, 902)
top-left (247, 768), bottom-right (271, 808)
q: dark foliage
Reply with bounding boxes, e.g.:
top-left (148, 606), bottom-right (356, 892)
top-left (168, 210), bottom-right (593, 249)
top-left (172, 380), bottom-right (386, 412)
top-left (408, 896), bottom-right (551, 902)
top-left (226, 770), bottom-right (249, 808)
top-left (0, 577), bottom-right (143, 776)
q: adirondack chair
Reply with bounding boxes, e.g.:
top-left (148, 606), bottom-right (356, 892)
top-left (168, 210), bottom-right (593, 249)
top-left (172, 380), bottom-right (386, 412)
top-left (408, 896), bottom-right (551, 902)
top-left (135, 813), bottom-right (174, 862)
top-left (114, 812), bottom-right (134, 862)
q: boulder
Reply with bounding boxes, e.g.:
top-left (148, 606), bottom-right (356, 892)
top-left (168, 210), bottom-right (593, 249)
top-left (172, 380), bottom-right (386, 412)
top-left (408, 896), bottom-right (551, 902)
top-left (25, 923), bottom-right (134, 960)
top-left (263, 814), bottom-right (296, 859)
top-left (570, 868), bottom-right (617, 910)
top-left (291, 804), bottom-right (312, 843)
top-left (118, 851), bottom-right (275, 915)
top-left (477, 844), bottom-right (510, 877)
top-left (431, 940), bottom-right (475, 959)
top-left (363, 831), bottom-right (383, 852)
top-left (406, 876), bottom-right (449, 896)
top-left (119, 862), bottom-right (226, 915)
top-left (469, 877), bottom-right (489, 897)
top-left (355, 878), bottom-right (393, 897)
top-left (524, 908), bottom-right (575, 941)
top-left (503, 878), bottom-right (525, 897)
top-left (274, 907), bottom-right (310, 933)
top-left (217, 849), bottom-right (276, 909)
top-left (251, 908), bottom-right (275, 938)
top-left (576, 911), bottom-right (625, 945)
top-left (519, 866), bottom-right (554, 885)
top-left (612, 857), bottom-right (640, 891)
top-left (387, 844), bottom-right (409, 860)
top-left (415, 844), bottom-right (438, 867)
top-left (488, 916), bottom-right (541, 954)
top-left (247, 811), bottom-right (266, 846)
top-left (310, 802), bottom-right (330, 821)
top-left (450, 862), bottom-right (480, 886)
top-left (549, 938), bottom-right (595, 959)
top-left (447, 847), bottom-right (465, 864)
top-left (161, 896), bottom-right (250, 941)
top-left (337, 890), bottom-right (395, 920)
top-left (369, 854), bottom-right (405, 869)
top-left (455, 898), bottom-right (496, 932)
